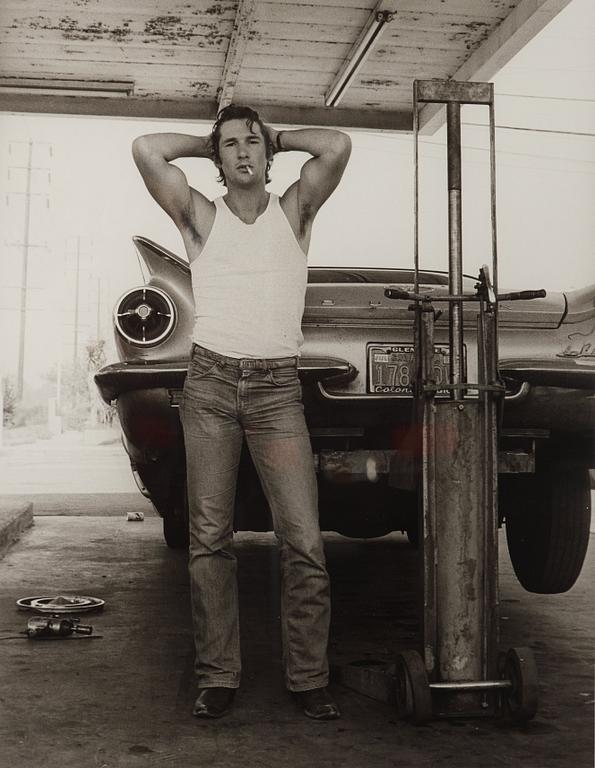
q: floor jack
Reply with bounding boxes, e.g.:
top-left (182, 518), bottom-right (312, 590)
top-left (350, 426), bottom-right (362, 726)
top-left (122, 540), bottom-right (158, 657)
top-left (337, 80), bottom-right (545, 724)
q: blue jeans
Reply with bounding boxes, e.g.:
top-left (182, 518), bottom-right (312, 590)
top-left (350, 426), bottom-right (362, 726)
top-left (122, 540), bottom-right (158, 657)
top-left (180, 344), bottom-right (330, 692)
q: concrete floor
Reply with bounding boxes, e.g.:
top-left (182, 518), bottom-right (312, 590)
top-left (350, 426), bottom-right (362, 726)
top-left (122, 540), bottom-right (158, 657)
top-left (0, 495), bottom-right (592, 768)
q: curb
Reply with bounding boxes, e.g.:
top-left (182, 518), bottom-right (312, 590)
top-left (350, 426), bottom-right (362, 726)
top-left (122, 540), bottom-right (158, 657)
top-left (0, 501), bottom-right (34, 559)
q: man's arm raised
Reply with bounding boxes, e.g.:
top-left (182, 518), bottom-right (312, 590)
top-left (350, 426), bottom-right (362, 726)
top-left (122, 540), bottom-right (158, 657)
top-left (270, 127), bottom-right (351, 232)
top-left (131, 133), bottom-right (214, 241)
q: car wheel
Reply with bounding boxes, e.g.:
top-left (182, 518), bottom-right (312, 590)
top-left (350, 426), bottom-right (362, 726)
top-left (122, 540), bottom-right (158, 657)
top-left (503, 464), bottom-right (591, 594)
top-left (162, 481), bottom-right (189, 550)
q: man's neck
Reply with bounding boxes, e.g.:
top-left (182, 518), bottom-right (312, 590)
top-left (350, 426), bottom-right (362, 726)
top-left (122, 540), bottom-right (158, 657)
top-left (224, 186), bottom-right (270, 224)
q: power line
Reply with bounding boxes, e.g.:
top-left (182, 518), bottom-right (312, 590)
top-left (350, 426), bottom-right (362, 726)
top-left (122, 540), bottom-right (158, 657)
top-left (505, 66), bottom-right (593, 72)
top-left (463, 122), bottom-right (595, 138)
top-left (495, 92), bottom-right (595, 104)
top-left (420, 153), bottom-right (595, 176)
top-left (361, 134), bottom-right (595, 163)
top-left (355, 144), bottom-right (595, 175)
top-left (422, 141), bottom-right (595, 164)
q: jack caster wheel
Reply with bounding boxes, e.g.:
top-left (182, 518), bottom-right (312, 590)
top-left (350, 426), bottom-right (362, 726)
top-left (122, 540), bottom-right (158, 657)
top-left (395, 650), bottom-right (432, 725)
top-left (501, 646), bottom-right (538, 722)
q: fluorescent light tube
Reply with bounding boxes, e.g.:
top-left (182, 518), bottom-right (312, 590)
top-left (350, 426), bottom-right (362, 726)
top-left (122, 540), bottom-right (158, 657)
top-left (0, 78), bottom-right (134, 98)
top-left (325, 10), bottom-right (393, 108)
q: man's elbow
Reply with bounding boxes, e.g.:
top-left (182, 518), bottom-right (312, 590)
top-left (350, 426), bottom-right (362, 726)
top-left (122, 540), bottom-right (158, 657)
top-left (131, 135), bottom-right (150, 166)
top-left (132, 136), bottom-right (167, 175)
top-left (334, 132), bottom-right (352, 163)
top-left (340, 132), bottom-right (352, 154)
top-left (334, 133), bottom-right (352, 171)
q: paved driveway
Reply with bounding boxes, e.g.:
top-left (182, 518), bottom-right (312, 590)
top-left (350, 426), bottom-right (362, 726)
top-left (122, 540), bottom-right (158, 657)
top-left (0, 507), bottom-right (592, 768)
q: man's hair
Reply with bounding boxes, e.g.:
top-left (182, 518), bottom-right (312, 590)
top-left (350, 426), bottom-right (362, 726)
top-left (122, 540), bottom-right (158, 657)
top-left (210, 104), bottom-right (274, 185)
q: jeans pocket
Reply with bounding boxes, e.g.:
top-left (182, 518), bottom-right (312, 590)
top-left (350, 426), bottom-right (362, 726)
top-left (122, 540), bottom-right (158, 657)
top-left (268, 367), bottom-right (299, 387)
top-left (189, 355), bottom-right (219, 381)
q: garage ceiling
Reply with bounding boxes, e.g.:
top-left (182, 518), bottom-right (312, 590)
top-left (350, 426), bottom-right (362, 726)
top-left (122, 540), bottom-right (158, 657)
top-left (0, 0), bottom-right (571, 132)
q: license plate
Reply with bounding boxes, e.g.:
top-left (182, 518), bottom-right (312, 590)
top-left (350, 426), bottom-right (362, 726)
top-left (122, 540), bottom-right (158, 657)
top-left (367, 343), bottom-right (453, 395)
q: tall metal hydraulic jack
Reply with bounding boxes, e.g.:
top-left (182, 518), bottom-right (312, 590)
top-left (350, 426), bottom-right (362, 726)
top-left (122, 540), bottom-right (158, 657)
top-left (332, 79), bottom-right (545, 723)
top-left (381, 80), bottom-right (546, 724)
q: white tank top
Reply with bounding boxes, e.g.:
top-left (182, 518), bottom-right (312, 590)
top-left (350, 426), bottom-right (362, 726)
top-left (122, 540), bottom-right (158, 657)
top-left (190, 193), bottom-right (308, 358)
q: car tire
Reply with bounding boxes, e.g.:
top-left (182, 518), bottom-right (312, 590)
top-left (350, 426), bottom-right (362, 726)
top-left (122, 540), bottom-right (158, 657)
top-left (504, 464), bottom-right (591, 594)
top-left (405, 525), bottom-right (419, 549)
top-left (162, 481), bottom-right (190, 550)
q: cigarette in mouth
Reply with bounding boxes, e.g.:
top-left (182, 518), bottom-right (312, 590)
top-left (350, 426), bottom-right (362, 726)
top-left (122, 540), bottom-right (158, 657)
top-left (246, 167), bottom-right (253, 176)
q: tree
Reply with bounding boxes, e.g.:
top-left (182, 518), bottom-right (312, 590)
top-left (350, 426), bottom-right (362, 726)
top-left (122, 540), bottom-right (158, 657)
top-left (85, 339), bottom-right (116, 426)
top-left (59, 339), bottom-right (115, 429)
top-left (2, 377), bottom-right (16, 427)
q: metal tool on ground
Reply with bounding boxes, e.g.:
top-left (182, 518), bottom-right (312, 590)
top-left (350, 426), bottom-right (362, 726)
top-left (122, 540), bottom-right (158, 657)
top-left (26, 615), bottom-right (93, 639)
top-left (16, 595), bottom-right (105, 614)
top-left (337, 79), bottom-right (543, 724)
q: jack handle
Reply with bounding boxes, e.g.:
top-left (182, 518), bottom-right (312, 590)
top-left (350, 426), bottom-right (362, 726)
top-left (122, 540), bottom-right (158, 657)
top-left (496, 289), bottom-right (547, 302)
top-left (384, 286), bottom-right (547, 303)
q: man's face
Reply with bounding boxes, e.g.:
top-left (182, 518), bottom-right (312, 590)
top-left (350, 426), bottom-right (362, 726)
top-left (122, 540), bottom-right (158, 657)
top-left (217, 119), bottom-right (268, 186)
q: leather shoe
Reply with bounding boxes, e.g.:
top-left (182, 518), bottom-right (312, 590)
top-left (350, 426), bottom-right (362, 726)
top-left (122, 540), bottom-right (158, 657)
top-left (294, 687), bottom-right (341, 720)
top-left (193, 687), bottom-right (236, 718)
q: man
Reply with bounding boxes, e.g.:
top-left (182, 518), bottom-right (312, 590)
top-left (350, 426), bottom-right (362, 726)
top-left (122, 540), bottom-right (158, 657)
top-left (132, 105), bottom-right (351, 720)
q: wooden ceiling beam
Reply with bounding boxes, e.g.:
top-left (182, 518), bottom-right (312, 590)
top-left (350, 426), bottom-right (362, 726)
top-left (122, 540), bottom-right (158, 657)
top-left (418, 0), bottom-right (574, 135)
top-left (0, 93), bottom-right (219, 122)
top-left (260, 103), bottom-right (411, 132)
top-left (217, 0), bottom-right (256, 113)
top-left (0, 92), bottom-right (411, 131)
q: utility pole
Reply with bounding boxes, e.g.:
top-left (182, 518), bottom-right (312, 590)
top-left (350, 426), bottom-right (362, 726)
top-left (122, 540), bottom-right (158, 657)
top-left (16, 140), bottom-right (33, 400)
top-left (96, 277), bottom-right (102, 341)
top-left (0, 375), bottom-right (4, 448)
top-left (73, 235), bottom-right (81, 365)
top-left (5, 140), bottom-right (51, 399)
top-left (65, 235), bottom-right (92, 371)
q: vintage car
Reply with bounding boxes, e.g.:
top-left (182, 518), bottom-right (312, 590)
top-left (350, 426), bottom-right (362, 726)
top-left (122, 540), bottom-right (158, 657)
top-left (95, 235), bottom-right (594, 595)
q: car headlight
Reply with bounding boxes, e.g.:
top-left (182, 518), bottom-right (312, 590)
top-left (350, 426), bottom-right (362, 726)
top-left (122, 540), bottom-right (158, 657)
top-left (114, 286), bottom-right (176, 346)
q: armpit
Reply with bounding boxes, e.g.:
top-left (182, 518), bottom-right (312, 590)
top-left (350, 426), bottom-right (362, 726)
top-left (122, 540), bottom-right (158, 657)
top-left (180, 206), bottom-right (202, 245)
top-left (299, 201), bottom-right (314, 237)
